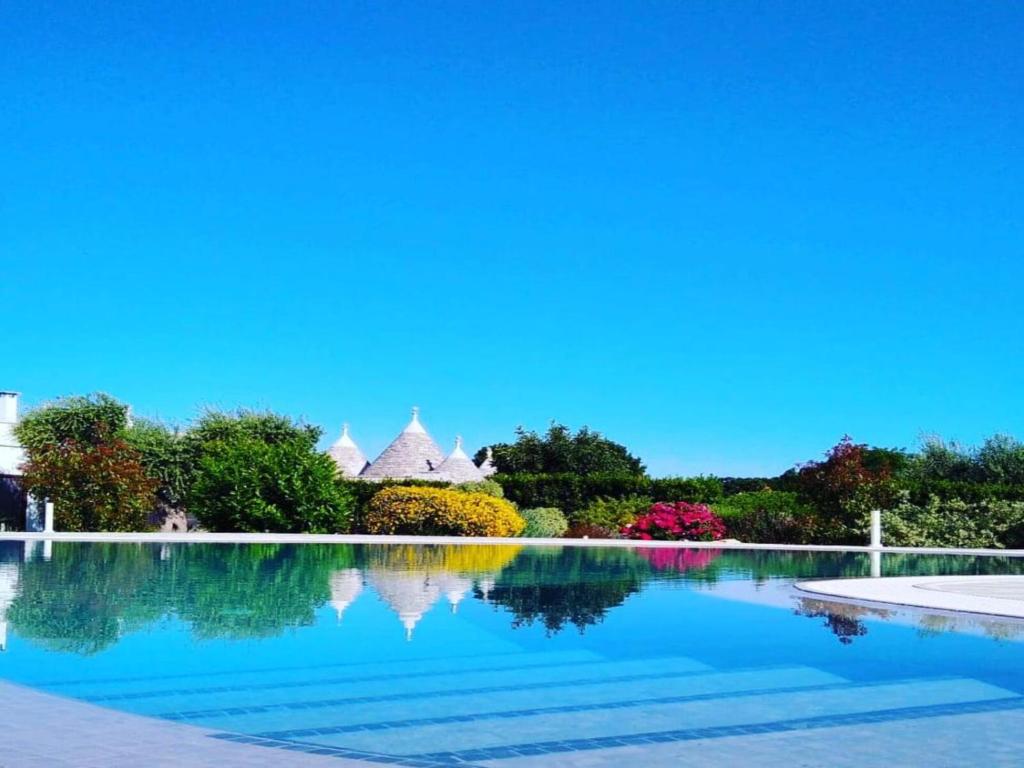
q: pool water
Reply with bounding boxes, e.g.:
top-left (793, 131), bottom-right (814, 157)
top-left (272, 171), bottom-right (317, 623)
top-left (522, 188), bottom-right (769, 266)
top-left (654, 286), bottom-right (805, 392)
top-left (2, 541), bottom-right (1024, 766)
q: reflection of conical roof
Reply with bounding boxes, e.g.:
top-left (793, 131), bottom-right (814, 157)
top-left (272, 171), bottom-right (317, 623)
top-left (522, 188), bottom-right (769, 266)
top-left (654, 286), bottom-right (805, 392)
top-left (437, 573), bottom-right (474, 614)
top-left (369, 570), bottom-right (440, 640)
top-left (0, 562), bottom-right (19, 652)
top-left (359, 408), bottom-right (445, 480)
top-left (433, 437), bottom-right (485, 484)
top-left (329, 569), bottom-right (364, 622)
top-left (329, 424), bottom-right (369, 477)
top-left (477, 446), bottom-right (497, 477)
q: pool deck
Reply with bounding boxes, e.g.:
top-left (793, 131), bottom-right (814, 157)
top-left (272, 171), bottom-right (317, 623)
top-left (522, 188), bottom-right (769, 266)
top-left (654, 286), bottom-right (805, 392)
top-left (796, 575), bottom-right (1024, 619)
top-left (0, 681), bottom-right (369, 767)
top-left (3, 530), bottom-right (1024, 558)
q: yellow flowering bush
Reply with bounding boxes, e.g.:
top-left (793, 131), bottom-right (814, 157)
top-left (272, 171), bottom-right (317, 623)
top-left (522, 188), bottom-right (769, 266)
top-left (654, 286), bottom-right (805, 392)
top-left (364, 486), bottom-right (525, 537)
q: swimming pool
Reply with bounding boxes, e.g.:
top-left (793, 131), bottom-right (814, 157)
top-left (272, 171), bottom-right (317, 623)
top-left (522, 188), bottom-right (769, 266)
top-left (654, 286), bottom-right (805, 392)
top-left (2, 541), bottom-right (1023, 766)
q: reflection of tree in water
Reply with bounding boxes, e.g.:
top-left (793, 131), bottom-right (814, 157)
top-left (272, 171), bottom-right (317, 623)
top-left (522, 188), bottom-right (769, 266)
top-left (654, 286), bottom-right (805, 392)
top-left (6, 543), bottom-right (358, 653)
top-left (6, 543), bottom-right (165, 654)
top-left (482, 547), bottom-right (651, 635)
top-left (170, 544), bottom-right (357, 640)
top-left (795, 597), bottom-right (892, 645)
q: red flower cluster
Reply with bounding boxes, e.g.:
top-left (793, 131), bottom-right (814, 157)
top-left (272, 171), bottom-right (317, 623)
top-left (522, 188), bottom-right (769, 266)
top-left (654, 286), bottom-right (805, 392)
top-left (621, 502), bottom-right (726, 542)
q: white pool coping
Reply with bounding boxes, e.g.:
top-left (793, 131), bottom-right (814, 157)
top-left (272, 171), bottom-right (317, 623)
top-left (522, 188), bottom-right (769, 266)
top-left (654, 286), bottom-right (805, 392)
top-left (2, 531), bottom-right (1024, 558)
top-left (795, 576), bottom-right (1024, 620)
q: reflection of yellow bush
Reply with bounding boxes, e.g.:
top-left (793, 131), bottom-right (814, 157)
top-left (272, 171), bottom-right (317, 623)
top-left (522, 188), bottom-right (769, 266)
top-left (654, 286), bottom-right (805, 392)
top-left (365, 487), bottom-right (525, 538)
top-left (364, 544), bottom-right (521, 575)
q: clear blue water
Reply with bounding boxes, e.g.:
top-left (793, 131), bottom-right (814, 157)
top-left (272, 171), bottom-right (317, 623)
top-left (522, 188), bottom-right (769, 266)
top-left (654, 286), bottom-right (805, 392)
top-left (2, 541), bottom-right (1024, 766)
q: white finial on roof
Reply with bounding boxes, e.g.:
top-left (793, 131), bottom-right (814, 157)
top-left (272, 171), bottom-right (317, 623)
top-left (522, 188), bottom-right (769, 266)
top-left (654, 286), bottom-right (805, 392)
top-left (337, 423), bottom-right (357, 447)
top-left (403, 406), bottom-right (426, 435)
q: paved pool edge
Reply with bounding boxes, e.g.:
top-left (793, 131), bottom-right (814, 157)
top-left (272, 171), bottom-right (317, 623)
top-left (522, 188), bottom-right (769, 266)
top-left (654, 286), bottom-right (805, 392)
top-left (795, 576), bottom-right (1024, 620)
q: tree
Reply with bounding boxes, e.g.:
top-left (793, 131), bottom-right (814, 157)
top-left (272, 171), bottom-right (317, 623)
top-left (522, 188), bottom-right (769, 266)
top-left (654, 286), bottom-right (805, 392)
top-left (15, 394), bottom-right (157, 531)
top-left (476, 423), bottom-right (645, 475)
top-left (793, 436), bottom-right (900, 543)
top-left (185, 410), bottom-right (354, 533)
top-left (124, 418), bottom-right (193, 511)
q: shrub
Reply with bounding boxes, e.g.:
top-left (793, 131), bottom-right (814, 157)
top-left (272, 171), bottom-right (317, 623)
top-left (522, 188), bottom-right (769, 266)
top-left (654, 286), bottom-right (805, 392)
top-left (186, 411), bottom-right (354, 533)
top-left (575, 496), bottom-right (652, 530)
top-left (650, 476), bottom-right (724, 504)
top-left (714, 490), bottom-right (817, 544)
top-left (456, 479), bottom-right (505, 498)
top-left (15, 395), bottom-right (158, 532)
top-left (520, 508), bottom-right (569, 538)
top-left (622, 502), bottom-right (725, 541)
top-left (339, 478), bottom-right (451, 531)
top-left (881, 494), bottom-right (1024, 549)
top-left (364, 486), bottom-right (525, 537)
top-left (493, 473), bottom-right (722, 514)
top-left (19, 430), bottom-right (157, 532)
top-left (564, 522), bottom-right (620, 539)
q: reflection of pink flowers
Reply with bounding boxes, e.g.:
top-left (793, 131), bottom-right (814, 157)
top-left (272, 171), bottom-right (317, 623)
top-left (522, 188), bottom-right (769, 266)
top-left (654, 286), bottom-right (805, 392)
top-left (639, 547), bottom-right (722, 573)
top-left (621, 502), bottom-right (726, 542)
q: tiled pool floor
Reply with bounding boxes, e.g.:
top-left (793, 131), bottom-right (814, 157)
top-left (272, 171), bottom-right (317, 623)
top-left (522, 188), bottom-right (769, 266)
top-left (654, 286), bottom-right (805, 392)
top-left (13, 647), bottom-right (1024, 767)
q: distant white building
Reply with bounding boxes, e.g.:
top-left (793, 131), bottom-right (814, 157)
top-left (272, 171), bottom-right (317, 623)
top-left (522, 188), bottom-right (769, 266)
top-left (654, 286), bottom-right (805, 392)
top-left (0, 393), bottom-right (28, 529)
top-left (330, 408), bottom-right (497, 484)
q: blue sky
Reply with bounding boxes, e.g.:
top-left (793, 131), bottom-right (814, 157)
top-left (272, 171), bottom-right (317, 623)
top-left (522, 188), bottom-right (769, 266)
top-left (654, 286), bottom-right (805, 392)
top-left (1, 1), bottom-right (1021, 476)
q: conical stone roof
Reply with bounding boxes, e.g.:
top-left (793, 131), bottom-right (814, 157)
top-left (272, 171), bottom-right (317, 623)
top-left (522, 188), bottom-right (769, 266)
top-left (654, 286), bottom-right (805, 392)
top-left (359, 408), bottom-right (445, 480)
top-left (477, 446), bottom-right (497, 477)
top-left (328, 424), bottom-right (369, 477)
top-left (433, 437), bottom-right (485, 484)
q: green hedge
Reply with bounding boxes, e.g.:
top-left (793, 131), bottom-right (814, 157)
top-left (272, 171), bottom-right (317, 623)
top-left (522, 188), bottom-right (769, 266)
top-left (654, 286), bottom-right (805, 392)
top-left (881, 495), bottom-right (1024, 549)
top-left (493, 473), bottom-right (723, 514)
top-left (713, 490), bottom-right (817, 544)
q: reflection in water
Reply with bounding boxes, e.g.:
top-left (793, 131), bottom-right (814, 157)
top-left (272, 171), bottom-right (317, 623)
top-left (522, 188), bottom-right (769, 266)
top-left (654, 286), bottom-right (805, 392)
top-left (794, 595), bottom-right (1024, 645)
top-left (1, 541), bottom-right (1023, 655)
top-left (794, 597), bottom-right (890, 645)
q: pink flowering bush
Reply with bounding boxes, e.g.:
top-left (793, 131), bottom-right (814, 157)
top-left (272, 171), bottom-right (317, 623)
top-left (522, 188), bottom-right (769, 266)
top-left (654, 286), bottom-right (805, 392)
top-left (621, 502), bottom-right (726, 541)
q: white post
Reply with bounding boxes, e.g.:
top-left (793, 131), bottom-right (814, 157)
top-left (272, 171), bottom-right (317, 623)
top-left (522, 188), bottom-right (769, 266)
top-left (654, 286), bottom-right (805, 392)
top-left (42, 539), bottom-right (53, 561)
top-left (870, 509), bottom-right (882, 549)
top-left (44, 501), bottom-right (55, 533)
top-left (870, 550), bottom-right (882, 578)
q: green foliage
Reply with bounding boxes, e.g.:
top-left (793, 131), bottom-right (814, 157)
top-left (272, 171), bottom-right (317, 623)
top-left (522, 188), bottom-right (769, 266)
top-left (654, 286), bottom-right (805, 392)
top-left (493, 473), bottom-right (722, 514)
top-left (574, 496), bottom-right (651, 530)
top-left (881, 494), bottom-right (1024, 549)
top-left (713, 490), bottom-right (817, 544)
top-left (186, 411), bottom-right (354, 533)
top-left (456, 479), bottom-right (505, 498)
top-left (16, 395), bottom-right (157, 531)
top-left (125, 419), bottom-right (192, 507)
top-left (907, 434), bottom-right (1024, 488)
top-left (519, 508), bottom-right (569, 538)
top-left (14, 393), bottom-right (128, 451)
top-left (792, 437), bottom-right (901, 544)
top-left (650, 476), bottom-right (724, 504)
top-left (477, 423), bottom-right (645, 475)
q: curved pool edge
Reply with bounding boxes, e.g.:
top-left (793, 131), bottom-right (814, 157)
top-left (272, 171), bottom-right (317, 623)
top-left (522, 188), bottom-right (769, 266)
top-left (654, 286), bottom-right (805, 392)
top-left (795, 575), bottom-right (1024, 620)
